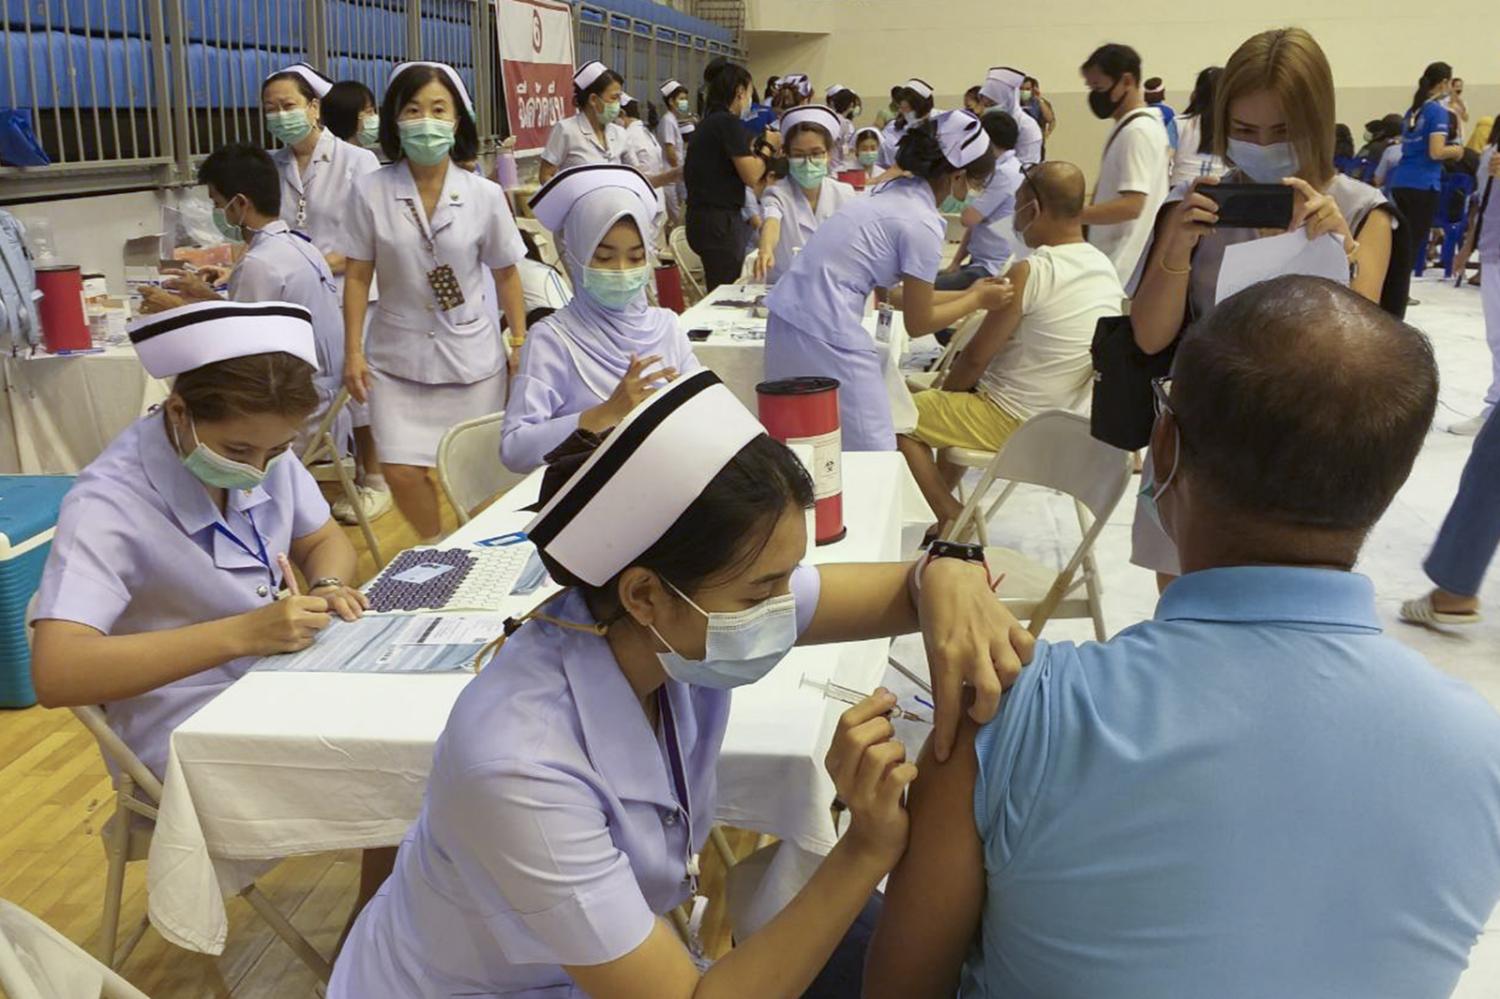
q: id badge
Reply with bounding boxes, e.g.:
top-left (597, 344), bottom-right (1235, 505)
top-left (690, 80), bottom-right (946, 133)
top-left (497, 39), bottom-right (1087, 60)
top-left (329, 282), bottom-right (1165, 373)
top-left (427, 264), bottom-right (466, 311)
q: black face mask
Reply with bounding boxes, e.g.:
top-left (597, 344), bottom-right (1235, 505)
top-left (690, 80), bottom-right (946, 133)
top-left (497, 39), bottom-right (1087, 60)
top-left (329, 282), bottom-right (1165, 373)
top-left (1088, 81), bottom-right (1122, 119)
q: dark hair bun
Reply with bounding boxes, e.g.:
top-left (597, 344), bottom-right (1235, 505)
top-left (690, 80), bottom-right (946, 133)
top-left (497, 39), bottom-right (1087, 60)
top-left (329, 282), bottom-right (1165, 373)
top-left (895, 120), bottom-right (948, 179)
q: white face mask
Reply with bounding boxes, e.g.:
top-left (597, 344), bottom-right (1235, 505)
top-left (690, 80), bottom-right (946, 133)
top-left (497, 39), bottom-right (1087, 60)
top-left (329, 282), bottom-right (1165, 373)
top-left (650, 580), bottom-right (799, 689)
top-left (1227, 138), bottom-right (1300, 184)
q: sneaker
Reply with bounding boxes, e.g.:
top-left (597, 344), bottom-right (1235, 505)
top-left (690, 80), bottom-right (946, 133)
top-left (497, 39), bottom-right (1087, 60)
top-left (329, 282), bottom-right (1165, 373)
top-left (332, 484), bottom-right (393, 524)
top-left (1448, 413), bottom-right (1490, 437)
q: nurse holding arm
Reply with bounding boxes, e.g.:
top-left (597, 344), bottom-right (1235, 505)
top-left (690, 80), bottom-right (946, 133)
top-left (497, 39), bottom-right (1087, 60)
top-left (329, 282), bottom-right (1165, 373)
top-left (29, 302), bottom-right (365, 781)
top-left (341, 62), bottom-right (528, 541)
top-left (332, 370), bottom-right (1034, 998)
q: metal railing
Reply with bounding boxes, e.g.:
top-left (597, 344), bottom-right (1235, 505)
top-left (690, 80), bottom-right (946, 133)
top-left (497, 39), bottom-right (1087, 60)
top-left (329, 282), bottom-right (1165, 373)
top-left (0, 0), bottom-right (741, 201)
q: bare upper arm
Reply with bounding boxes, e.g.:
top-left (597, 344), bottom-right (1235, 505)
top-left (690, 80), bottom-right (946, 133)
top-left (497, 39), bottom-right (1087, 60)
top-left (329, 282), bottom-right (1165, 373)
top-left (958, 260), bottom-right (1028, 370)
top-left (564, 918), bottom-right (701, 999)
top-left (731, 154), bottom-right (765, 187)
top-left (1427, 130), bottom-right (1449, 160)
top-left (865, 720), bottom-right (987, 999)
top-left (1350, 207), bottom-right (1394, 303)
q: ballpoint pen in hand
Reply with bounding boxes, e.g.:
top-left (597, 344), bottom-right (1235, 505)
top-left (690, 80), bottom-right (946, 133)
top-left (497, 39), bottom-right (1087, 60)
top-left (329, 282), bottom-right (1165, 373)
top-left (801, 674), bottom-right (930, 724)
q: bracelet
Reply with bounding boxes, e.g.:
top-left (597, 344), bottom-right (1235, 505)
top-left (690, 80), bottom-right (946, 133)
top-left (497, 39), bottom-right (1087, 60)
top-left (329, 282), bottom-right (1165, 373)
top-left (309, 577), bottom-right (344, 592)
top-left (1158, 255), bottom-right (1192, 276)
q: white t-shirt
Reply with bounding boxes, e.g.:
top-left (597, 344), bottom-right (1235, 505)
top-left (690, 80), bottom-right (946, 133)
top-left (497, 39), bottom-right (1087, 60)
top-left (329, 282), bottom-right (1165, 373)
top-left (978, 242), bottom-right (1124, 419)
top-left (1087, 110), bottom-right (1170, 285)
top-left (1170, 115), bottom-right (1227, 186)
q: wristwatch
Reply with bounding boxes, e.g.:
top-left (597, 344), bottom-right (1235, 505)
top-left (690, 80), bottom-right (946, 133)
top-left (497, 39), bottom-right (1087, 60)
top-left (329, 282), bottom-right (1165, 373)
top-left (309, 577), bottom-right (344, 592)
top-left (926, 540), bottom-right (986, 565)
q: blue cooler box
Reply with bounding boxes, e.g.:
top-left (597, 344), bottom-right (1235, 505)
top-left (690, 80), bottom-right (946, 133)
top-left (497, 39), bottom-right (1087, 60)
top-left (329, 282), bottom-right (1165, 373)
top-left (0, 475), bottom-right (76, 708)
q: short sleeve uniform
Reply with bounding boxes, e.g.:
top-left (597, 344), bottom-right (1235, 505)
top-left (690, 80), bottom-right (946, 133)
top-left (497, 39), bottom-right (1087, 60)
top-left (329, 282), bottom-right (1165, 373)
top-left (1087, 112), bottom-right (1170, 285)
top-left (340, 160), bottom-right (527, 385)
top-left (964, 152), bottom-right (1025, 275)
top-left (329, 568), bottom-right (823, 998)
top-left (30, 415), bottom-right (330, 778)
top-left (760, 176), bottom-right (858, 284)
top-left (1391, 101), bottom-right (1450, 192)
top-left (271, 129), bottom-right (381, 270)
top-left (542, 113), bottom-right (626, 170)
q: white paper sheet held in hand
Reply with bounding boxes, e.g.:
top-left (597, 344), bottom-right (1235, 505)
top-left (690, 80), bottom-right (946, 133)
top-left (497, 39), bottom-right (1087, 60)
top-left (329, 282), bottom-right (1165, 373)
top-left (1214, 229), bottom-right (1350, 305)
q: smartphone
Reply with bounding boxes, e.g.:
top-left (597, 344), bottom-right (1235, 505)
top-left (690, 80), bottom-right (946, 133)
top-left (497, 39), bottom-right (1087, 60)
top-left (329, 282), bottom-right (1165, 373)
top-left (687, 327), bottom-right (713, 342)
top-left (1202, 183), bottom-right (1295, 230)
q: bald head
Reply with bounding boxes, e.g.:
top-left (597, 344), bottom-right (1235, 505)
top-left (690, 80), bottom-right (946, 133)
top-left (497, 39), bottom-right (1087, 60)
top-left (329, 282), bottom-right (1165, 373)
top-left (1170, 276), bottom-right (1437, 535)
top-left (1023, 160), bottom-right (1085, 219)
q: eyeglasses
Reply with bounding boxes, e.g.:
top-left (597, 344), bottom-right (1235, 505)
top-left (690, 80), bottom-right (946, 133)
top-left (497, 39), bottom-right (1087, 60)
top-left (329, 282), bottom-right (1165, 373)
top-left (1151, 375), bottom-right (1175, 420)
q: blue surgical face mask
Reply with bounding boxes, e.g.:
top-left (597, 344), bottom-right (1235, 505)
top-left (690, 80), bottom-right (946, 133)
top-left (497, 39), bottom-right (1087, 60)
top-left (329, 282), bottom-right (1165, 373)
top-left (174, 414), bottom-right (281, 491)
top-left (650, 582), bottom-right (799, 689)
top-left (1227, 138), bottom-right (1300, 184)
top-left (1138, 428), bottom-right (1181, 537)
top-left (582, 264), bottom-right (652, 310)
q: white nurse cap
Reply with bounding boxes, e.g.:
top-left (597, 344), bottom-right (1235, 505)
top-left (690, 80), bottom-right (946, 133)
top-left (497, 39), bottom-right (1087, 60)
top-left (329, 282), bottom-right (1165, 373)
top-left (128, 300), bottom-right (319, 378)
top-left (265, 62), bottom-right (333, 98)
top-left (979, 66), bottom-right (1024, 106)
top-left (528, 163), bottom-right (657, 234)
top-left (660, 79), bottom-right (684, 100)
top-left (903, 78), bottom-right (934, 100)
top-left (526, 370), bottom-right (766, 586)
top-left (779, 104), bottom-right (843, 142)
top-left (825, 84), bottom-right (848, 100)
top-left (574, 60), bottom-right (610, 92)
top-left (855, 126), bottom-right (881, 144)
top-left (935, 109), bottom-right (989, 168)
top-left (391, 61), bottom-right (475, 115)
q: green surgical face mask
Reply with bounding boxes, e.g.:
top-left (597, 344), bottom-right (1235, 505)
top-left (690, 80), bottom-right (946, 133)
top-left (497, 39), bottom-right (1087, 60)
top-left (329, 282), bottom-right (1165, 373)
top-left (358, 113), bottom-right (381, 148)
top-left (211, 198), bottom-right (244, 242)
top-left (398, 117), bottom-right (456, 166)
top-left (676, 97), bottom-right (691, 115)
top-left (175, 414), bottom-right (282, 492)
top-left (582, 264), bottom-right (652, 310)
top-left (857, 150), bottom-right (879, 168)
top-left (599, 99), bottom-right (622, 124)
top-left (788, 155), bottom-right (828, 189)
top-left (266, 108), bottom-right (313, 145)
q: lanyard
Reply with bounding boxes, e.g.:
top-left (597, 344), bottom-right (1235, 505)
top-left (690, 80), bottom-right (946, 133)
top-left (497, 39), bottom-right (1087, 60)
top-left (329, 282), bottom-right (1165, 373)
top-left (400, 198), bottom-right (439, 259)
top-left (212, 509), bottom-right (275, 586)
top-left (656, 686), bottom-right (699, 893)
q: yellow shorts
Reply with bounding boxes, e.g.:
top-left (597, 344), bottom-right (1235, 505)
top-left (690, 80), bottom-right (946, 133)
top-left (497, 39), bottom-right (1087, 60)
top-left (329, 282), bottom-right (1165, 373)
top-left (909, 390), bottom-right (1024, 452)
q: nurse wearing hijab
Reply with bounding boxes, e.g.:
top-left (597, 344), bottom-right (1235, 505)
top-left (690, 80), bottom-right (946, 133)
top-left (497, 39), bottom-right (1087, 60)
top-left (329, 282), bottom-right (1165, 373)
top-left (331, 370), bottom-right (1034, 999)
top-left (978, 66), bottom-right (1044, 165)
top-left (501, 164), bottom-right (702, 473)
top-left (29, 301), bottom-right (367, 780)
top-left (763, 111), bottom-right (1014, 451)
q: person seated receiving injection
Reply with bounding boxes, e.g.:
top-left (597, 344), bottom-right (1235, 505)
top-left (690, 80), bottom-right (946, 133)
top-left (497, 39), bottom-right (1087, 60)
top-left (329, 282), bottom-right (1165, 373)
top-left (502, 164), bottom-right (702, 473)
top-left (899, 162), bottom-right (1123, 534)
top-left (868, 277), bottom-right (1500, 999)
top-left (331, 369), bottom-right (1035, 998)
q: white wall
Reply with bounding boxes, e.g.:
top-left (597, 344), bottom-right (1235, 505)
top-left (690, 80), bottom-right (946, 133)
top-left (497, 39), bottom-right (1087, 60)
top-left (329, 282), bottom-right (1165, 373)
top-left (745, 3), bottom-right (1499, 179)
top-left (7, 190), bottom-right (166, 291)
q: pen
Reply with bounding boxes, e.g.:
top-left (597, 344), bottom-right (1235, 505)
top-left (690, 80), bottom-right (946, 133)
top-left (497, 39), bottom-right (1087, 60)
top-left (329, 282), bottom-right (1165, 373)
top-left (800, 674), bottom-right (930, 724)
top-left (887, 656), bottom-right (933, 696)
top-left (276, 552), bottom-right (300, 597)
top-left (49, 347), bottom-right (106, 356)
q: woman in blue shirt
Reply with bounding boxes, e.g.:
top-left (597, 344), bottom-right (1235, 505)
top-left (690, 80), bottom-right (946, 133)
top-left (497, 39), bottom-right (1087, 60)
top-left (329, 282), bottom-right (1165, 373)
top-left (1390, 61), bottom-right (1465, 272)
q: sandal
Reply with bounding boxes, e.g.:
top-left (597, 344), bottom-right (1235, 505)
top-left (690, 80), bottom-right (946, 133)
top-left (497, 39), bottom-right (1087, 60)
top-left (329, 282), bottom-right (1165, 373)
top-left (1399, 594), bottom-right (1481, 628)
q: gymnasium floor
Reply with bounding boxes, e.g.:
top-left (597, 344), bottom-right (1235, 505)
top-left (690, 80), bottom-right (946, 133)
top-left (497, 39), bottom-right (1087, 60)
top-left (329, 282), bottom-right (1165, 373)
top-left (1, 274), bottom-right (1496, 996)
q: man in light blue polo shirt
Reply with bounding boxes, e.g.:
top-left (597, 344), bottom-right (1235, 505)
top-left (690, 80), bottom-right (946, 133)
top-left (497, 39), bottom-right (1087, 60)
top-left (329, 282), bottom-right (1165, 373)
top-left (867, 275), bottom-right (1500, 999)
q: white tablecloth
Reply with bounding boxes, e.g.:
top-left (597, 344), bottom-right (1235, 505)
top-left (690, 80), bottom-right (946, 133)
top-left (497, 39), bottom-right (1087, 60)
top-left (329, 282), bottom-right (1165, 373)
top-left (681, 283), bottom-right (908, 412)
top-left (147, 452), bottom-right (906, 954)
top-left (0, 346), bottom-right (167, 474)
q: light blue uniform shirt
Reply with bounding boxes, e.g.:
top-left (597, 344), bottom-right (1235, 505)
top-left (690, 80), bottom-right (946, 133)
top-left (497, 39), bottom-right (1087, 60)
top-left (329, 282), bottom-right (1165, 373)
top-left (964, 150), bottom-right (1023, 275)
top-left (966, 566), bottom-right (1500, 999)
top-left (331, 567), bottom-right (822, 997)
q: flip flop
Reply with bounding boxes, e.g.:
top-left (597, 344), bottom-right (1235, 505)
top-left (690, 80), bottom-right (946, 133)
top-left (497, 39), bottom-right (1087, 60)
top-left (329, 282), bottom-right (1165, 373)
top-left (1399, 594), bottom-right (1481, 628)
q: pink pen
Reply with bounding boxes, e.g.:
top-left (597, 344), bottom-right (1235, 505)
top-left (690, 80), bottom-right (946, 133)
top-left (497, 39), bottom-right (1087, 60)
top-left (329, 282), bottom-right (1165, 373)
top-left (275, 552), bottom-right (300, 597)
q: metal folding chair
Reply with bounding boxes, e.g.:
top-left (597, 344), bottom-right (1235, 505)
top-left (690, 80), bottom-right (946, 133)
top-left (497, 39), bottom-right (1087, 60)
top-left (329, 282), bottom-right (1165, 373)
top-left (0, 898), bottom-right (152, 999)
top-left (299, 388), bottom-right (384, 569)
top-left (435, 412), bottom-right (527, 526)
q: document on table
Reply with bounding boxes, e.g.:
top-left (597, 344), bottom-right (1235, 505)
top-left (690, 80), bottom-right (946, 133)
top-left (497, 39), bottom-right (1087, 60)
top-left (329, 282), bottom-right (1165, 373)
top-left (1214, 229), bottom-right (1350, 304)
top-left (252, 613), bottom-right (509, 673)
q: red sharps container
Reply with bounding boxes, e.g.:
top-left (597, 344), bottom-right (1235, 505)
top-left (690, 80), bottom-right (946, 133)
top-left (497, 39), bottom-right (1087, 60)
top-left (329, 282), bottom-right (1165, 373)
top-left (756, 376), bottom-right (845, 545)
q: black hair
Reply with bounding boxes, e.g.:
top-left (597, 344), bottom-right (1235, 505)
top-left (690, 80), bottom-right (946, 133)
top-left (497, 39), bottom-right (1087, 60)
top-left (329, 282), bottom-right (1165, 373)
top-left (261, 71), bottom-right (320, 104)
top-left (525, 306), bottom-right (557, 327)
top-left (1023, 76), bottom-right (1039, 89)
top-left (1081, 43), bottom-right (1143, 87)
top-left (1408, 61), bottom-right (1453, 120)
top-left (765, 75), bottom-right (780, 94)
top-left (895, 119), bottom-right (995, 183)
top-left (829, 88), bottom-right (860, 118)
top-left (1334, 123), bottom-right (1354, 159)
top-left (980, 109), bottom-right (1019, 151)
top-left (964, 85), bottom-right (982, 103)
top-left (322, 80), bottom-right (376, 141)
top-left (536, 434), bottom-right (814, 621)
top-left (900, 87), bottom-right (935, 120)
top-left (705, 59), bottom-right (753, 112)
top-left (379, 64), bottom-right (479, 164)
top-left (1492, 113), bottom-right (1500, 149)
top-left (197, 141), bottom-right (282, 216)
top-left (1171, 276), bottom-right (1438, 533)
top-left (574, 67), bottom-right (625, 112)
top-left (1185, 65), bottom-right (1221, 153)
top-left (1143, 76), bottom-right (1163, 91)
top-left (784, 121), bottom-right (833, 153)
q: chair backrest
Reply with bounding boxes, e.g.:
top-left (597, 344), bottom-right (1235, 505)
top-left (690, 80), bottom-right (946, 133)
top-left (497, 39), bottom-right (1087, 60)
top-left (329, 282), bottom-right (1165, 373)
top-left (516, 218), bottom-right (562, 269)
top-left (669, 227), bottom-right (706, 301)
top-left (979, 410), bottom-right (1131, 522)
top-left (70, 704), bottom-right (164, 804)
top-left (298, 387), bottom-right (351, 466)
top-left (933, 312), bottom-right (984, 379)
top-left (436, 411), bottom-right (526, 526)
top-left (0, 899), bottom-right (152, 999)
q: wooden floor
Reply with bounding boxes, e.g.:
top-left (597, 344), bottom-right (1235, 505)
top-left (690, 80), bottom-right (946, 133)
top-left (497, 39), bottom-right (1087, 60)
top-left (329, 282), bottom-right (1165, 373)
top-left (0, 489), bottom-right (747, 996)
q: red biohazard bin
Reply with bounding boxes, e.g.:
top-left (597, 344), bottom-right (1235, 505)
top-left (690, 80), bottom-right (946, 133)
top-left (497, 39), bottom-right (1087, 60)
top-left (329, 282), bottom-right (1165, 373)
top-left (756, 376), bottom-right (846, 545)
top-left (655, 263), bottom-right (686, 313)
top-left (35, 265), bottom-right (91, 352)
top-left (837, 169), bottom-right (867, 191)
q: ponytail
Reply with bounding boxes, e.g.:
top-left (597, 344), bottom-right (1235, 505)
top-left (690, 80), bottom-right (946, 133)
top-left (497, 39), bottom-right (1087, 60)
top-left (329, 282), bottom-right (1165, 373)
top-left (704, 59), bottom-right (752, 112)
top-left (1408, 61), bottom-right (1452, 123)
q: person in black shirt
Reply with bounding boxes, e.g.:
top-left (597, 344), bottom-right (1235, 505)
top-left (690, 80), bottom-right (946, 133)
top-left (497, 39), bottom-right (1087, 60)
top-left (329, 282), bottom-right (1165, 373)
top-left (684, 60), bottom-right (781, 291)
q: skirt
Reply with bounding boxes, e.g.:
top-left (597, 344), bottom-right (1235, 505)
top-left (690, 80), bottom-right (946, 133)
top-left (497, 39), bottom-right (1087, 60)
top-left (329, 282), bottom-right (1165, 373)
top-left (367, 364), bottom-right (507, 468)
top-left (764, 314), bottom-right (895, 452)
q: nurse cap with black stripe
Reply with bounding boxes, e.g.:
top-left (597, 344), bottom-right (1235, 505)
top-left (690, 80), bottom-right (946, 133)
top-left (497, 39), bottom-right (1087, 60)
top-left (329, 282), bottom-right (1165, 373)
top-left (127, 300), bottom-right (319, 378)
top-left (525, 370), bottom-right (766, 586)
top-left (935, 109), bottom-right (989, 168)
